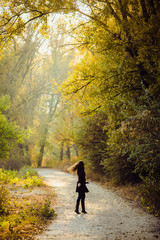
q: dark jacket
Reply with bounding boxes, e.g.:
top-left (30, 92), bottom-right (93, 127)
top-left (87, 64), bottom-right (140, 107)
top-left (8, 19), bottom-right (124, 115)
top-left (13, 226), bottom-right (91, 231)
top-left (76, 168), bottom-right (89, 193)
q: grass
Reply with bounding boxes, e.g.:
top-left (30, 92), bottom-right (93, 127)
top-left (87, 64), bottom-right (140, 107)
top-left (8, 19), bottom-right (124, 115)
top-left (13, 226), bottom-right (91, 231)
top-left (0, 167), bottom-right (56, 240)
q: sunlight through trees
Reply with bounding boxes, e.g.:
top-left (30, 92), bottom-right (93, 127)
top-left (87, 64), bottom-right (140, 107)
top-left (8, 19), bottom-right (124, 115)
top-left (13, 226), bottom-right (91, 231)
top-left (0, 0), bottom-right (160, 213)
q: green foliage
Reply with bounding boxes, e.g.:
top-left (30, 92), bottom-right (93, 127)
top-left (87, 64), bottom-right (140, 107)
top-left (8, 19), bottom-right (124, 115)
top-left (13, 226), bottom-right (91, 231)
top-left (0, 167), bottom-right (43, 188)
top-left (23, 175), bottom-right (43, 188)
top-left (18, 166), bottom-right (38, 178)
top-left (0, 0), bottom-right (160, 214)
top-left (102, 104), bottom-right (160, 212)
top-left (0, 25), bottom-right (41, 169)
top-left (140, 176), bottom-right (160, 215)
top-left (40, 199), bottom-right (55, 219)
top-left (5, 145), bottom-right (30, 170)
top-left (29, 201), bottom-right (55, 222)
top-left (102, 152), bottom-right (139, 185)
top-left (0, 96), bottom-right (25, 161)
top-left (0, 168), bottom-right (18, 184)
top-left (62, 0), bottom-right (160, 213)
top-left (0, 95), bottom-right (10, 111)
top-left (73, 112), bottom-right (108, 173)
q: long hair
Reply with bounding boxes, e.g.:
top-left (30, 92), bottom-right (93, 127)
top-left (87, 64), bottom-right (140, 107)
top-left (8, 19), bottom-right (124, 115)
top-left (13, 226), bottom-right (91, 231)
top-left (67, 161), bottom-right (84, 174)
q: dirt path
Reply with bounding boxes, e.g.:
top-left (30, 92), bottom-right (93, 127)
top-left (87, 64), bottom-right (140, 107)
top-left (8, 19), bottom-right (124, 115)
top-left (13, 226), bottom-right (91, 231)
top-left (35, 168), bottom-right (160, 240)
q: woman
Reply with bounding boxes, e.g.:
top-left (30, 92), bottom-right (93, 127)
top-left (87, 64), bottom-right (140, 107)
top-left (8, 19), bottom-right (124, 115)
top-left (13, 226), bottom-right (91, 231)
top-left (68, 161), bottom-right (89, 214)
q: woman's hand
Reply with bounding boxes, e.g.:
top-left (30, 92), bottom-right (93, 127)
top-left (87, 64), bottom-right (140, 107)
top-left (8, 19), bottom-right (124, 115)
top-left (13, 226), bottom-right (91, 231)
top-left (78, 183), bottom-right (81, 187)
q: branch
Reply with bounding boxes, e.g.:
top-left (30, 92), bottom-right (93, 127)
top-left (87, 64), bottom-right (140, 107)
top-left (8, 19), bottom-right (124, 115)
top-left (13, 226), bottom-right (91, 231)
top-left (81, 105), bottom-right (102, 116)
top-left (63, 21), bottom-right (92, 36)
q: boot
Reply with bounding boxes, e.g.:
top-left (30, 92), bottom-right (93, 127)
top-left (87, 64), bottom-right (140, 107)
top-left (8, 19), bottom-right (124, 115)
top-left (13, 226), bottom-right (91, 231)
top-left (75, 210), bottom-right (80, 214)
top-left (81, 200), bottom-right (87, 214)
top-left (75, 200), bottom-right (80, 214)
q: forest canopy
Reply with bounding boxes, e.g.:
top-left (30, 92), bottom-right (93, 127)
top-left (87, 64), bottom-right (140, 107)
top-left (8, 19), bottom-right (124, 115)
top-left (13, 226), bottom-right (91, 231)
top-left (0, 0), bottom-right (160, 212)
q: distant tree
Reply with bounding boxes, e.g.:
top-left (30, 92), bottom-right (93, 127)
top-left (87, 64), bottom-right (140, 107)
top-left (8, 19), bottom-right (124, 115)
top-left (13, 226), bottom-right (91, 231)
top-left (35, 25), bottom-right (73, 167)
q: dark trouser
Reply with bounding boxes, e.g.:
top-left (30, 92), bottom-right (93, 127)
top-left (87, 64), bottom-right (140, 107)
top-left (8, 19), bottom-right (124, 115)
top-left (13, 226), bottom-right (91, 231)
top-left (75, 192), bottom-right (85, 212)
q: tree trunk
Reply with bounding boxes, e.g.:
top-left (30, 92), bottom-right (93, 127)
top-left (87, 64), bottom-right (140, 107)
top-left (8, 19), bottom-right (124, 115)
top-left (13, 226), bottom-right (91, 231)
top-left (66, 145), bottom-right (71, 160)
top-left (60, 142), bottom-right (64, 161)
top-left (37, 143), bottom-right (45, 167)
top-left (37, 94), bottom-right (59, 167)
top-left (73, 145), bottom-right (79, 157)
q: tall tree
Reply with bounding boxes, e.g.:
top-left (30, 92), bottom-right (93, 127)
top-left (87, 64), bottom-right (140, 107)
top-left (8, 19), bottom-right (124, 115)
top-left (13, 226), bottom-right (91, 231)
top-left (35, 24), bottom-right (73, 166)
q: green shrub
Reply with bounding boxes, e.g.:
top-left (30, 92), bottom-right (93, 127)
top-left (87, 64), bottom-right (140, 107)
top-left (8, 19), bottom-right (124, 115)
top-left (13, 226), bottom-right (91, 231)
top-left (5, 144), bottom-right (30, 171)
top-left (30, 199), bottom-right (55, 220)
top-left (0, 168), bottom-right (43, 188)
top-left (23, 176), bottom-right (43, 188)
top-left (140, 174), bottom-right (160, 215)
top-left (40, 199), bottom-right (55, 219)
top-left (19, 166), bottom-right (38, 179)
top-left (0, 168), bottom-right (17, 184)
top-left (102, 105), bottom-right (160, 213)
top-left (0, 96), bottom-right (25, 161)
top-left (102, 152), bottom-right (139, 185)
top-left (74, 112), bottom-right (108, 174)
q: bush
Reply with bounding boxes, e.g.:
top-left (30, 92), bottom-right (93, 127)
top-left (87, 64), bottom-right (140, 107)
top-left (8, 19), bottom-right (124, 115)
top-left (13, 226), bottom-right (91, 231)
top-left (0, 168), bottom-right (17, 184)
top-left (0, 96), bottom-right (25, 161)
top-left (102, 104), bottom-right (160, 212)
top-left (23, 176), bottom-right (43, 188)
top-left (40, 199), bottom-right (55, 219)
top-left (4, 144), bottom-right (30, 171)
top-left (140, 174), bottom-right (160, 215)
top-left (19, 166), bottom-right (38, 178)
top-left (0, 168), bottom-right (43, 188)
top-left (102, 153), bottom-right (140, 185)
top-left (0, 185), bottom-right (9, 215)
top-left (74, 112), bottom-right (108, 174)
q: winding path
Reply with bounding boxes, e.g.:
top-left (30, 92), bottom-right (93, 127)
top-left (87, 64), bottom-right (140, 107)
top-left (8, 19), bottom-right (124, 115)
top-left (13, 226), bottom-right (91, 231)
top-left (36, 168), bottom-right (160, 240)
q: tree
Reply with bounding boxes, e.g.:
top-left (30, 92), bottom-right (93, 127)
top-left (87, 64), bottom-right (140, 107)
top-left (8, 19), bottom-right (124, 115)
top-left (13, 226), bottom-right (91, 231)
top-left (0, 96), bottom-right (25, 164)
top-left (49, 104), bottom-right (79, 163)
top-left (0, 0), bottom-right (76, 43)
top-left (61, 0), bottom-right (160, 190)
top-left (1, 0), bottom-right (160, 211)
top-left (0, 24), bottom-right (46, 168)
top-left (33, 24), bottom-right (74, 167)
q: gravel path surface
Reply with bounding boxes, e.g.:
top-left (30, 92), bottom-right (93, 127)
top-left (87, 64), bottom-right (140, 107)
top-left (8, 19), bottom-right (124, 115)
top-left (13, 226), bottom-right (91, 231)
top-left (36, 168), bottom-right (160, 240)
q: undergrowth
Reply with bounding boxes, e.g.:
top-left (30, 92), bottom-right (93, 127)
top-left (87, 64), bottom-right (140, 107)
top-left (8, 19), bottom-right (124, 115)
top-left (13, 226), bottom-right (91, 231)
top-left (0, 166), bottom-right (56, 240)
top-left (0, 167), bottom-right (43, 187)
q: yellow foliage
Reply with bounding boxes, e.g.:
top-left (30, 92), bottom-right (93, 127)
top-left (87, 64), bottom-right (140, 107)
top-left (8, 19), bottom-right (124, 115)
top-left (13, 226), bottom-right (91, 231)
top-left (33, 120), bottom-right (40, 127)
top-left (0, 221), bottom-right (10, 232)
